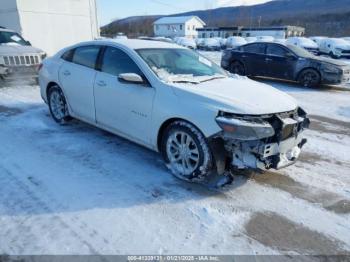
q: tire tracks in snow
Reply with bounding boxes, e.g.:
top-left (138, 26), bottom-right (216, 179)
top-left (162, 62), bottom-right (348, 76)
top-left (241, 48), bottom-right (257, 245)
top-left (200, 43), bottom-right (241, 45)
top-left (0, 165), bottom-right (111, 255)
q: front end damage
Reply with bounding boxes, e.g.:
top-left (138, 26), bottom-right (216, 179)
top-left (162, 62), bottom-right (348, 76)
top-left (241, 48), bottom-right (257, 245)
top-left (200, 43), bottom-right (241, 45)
top-left (211, 108), bottom-right (310, 178)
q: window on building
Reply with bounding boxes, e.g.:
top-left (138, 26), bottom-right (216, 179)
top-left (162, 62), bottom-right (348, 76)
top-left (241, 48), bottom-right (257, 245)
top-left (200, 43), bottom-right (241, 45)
top-left (180, 25), bottom-right (183, 30)
top-left (168, 25), bottom-right (170, 30)
top-left (188, 25), bottom-right (190, 30)
top-left (72, 46), bottom-right (100, 69)
top-left (210, 33), bottom-right (214, 38)
top-left (202, 33), bottom-right (206, 38)
top-left (156, 25), bottom-right (159, 31)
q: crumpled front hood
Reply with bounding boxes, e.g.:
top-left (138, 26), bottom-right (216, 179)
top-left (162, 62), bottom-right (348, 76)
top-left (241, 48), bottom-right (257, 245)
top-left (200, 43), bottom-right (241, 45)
top-left (0, 44), bottom-right (44, 56)
top-left (171, 77), bottom-right (298, 115)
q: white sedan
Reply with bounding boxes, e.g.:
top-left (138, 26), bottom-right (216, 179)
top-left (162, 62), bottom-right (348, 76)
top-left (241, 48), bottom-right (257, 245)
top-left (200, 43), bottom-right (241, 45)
top-left (39, 39), bottom-right (309, 183)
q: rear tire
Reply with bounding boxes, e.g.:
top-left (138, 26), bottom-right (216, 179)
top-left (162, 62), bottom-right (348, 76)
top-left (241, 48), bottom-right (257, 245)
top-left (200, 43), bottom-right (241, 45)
top-left (161, 121), bottom-right (213, 182)
top-left (230, 61), bottom-right (246, 76)
top-left (48, 85), bottom-right (72, 124)
top-left (298, 69), bottom-right (321, 87)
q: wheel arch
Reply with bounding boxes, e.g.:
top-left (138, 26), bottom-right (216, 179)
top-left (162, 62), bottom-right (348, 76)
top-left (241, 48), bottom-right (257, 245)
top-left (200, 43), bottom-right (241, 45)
top-left (296, 67), bottom-right (321, 82)
top-left (230, 59), bottom-right (246, 74)
top-left (46, 81), bottom-right (60, 99)
top-left (156, 117), bottom-right (204, 152)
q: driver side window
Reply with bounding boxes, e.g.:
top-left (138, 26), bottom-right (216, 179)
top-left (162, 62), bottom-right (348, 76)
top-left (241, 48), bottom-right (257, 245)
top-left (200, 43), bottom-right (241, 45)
top-left (266, 45), bottom-right (288, 57)
top-left (101, 47), bottom-right (142, 76)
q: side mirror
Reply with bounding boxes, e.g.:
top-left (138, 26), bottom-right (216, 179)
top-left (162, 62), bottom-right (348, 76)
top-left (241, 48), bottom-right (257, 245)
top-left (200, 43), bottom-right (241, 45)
top-left (26, 41), bottom-right (32, 46)
top-left (118, 73), bottom-right (144, 84)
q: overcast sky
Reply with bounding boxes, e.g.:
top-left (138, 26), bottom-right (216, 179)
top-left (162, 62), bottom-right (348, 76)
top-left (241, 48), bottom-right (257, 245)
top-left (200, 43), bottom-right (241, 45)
top-left (97, 0), bottom-right (273, 26)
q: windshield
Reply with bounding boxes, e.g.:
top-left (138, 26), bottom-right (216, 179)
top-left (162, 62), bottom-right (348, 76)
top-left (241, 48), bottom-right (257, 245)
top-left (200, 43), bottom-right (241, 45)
top-left (0, 31), bottom-right (29, 46)
top-left (286, 44), bottom-right (315, 57)
top-left (137, 48), bottom-right (227, 83)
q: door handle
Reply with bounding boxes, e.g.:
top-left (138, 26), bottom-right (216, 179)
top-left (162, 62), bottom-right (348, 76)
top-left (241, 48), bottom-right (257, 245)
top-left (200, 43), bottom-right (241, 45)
top-left (63, 70), bottom-right (71, 76)
top-left (97, 81), bottom-right (106, 87)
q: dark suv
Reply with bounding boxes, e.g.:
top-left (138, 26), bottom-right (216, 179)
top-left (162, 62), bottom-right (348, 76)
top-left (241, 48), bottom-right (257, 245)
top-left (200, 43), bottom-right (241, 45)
top-left (221, 42), bottom-right (350, 87)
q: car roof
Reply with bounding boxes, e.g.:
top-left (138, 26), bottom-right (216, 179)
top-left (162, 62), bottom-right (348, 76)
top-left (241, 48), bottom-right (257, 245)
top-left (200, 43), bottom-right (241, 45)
top-left (90, 39), bottom-right (184, 50)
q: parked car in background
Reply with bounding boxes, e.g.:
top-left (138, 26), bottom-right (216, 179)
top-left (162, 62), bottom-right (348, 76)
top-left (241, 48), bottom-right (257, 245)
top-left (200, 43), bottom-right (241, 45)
top-left (114, 33), bottom-right (128, 40)
top-left (286, 37), bottom-right (319, 55)
top-left (0, 27), bottom-right (46, 83)
top-left (226, 36), bottom-right (247, 49)
top-left (221, 42), bottom-right (350, 87)
top-left (203, 38), bottom-right (221, 51)
top-left (138, 36), bottom-right (173, 43)
top-left (255, 36), bottom-right (274, 42)
top-left (214, 37), bottom-right (227, 49)
top-left (309, 36), bottom-right (327, 47)
top-left (342, 37), bottom-right (350, 43)
top-left (319, 38), bottom-right (350, 59)
top-left (39, 39), bottom-right (310, 184)
top-left (178, 38), bottom-right (196, 49)
top-left (274, 38), bottom-right (287, 44)
top-left (195, 38), bottom-right (205, 49)
top-left (245, 37), bottom-right (257, 43)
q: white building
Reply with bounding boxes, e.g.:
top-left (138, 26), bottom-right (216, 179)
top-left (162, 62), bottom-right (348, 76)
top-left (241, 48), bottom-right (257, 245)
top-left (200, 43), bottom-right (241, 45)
top-left (197, 26), bottom-right (305, 39)
top-left (241, 26), bottom-right (305, 39)
top-left (0, 0), bottom-right (99, 55)
top-left (154, 16), bottom-right (205, 39)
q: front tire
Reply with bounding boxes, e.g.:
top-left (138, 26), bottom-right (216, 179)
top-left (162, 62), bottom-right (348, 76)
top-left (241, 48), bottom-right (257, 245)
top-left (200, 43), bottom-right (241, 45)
top-left (161, 121), bottom-right (213, 182)
top-left (230, 61), bottom-right (246, 76)
top-left (298, 69), bottom-right (321, 87)
top-left (48, 85), bottom-right (71, 124)
top-left (330, 52), bottom-right (340, 59)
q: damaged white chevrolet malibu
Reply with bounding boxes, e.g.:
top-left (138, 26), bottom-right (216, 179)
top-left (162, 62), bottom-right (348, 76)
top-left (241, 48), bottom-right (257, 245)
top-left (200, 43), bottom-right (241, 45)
top-left (39, 39), bottom-right (309, 183)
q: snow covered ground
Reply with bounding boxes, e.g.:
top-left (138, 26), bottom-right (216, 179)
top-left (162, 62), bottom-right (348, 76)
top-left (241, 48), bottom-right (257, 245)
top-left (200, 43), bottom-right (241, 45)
top-left (1, 52), bottom-right (350, 255)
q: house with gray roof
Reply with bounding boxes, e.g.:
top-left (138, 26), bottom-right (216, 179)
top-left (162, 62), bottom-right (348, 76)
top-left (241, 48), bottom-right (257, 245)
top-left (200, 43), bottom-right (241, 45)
top-left (154, 16), bottom-right (206, 39)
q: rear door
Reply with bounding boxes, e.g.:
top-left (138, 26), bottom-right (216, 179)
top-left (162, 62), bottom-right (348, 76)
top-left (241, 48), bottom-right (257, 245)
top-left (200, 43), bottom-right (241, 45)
top-left (265, 44), bottom-right (297, 80)
top-left (241, 43), bottom-right (267, 76)
top-left (59, 45), bottom-right (101, 123)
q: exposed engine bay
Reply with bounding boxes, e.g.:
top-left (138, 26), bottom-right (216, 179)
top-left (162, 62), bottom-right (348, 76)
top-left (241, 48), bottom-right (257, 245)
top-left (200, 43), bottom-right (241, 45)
top-left (212, 107), bottom-right (310, 176)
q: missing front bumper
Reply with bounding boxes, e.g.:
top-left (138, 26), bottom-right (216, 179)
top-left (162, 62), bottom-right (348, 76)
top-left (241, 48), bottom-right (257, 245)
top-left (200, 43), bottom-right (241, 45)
top-left (231, 135), bottom-right (307, 171)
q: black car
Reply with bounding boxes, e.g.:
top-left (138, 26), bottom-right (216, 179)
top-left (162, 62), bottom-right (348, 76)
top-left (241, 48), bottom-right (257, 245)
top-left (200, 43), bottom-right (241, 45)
top-left (221, 42), bottom-right (350, 87)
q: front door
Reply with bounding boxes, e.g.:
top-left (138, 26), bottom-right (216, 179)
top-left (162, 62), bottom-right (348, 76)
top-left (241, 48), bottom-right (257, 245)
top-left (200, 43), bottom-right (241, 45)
top-left (265, 44), bottom-right (297, 80)
top-left (94, 47), bottom-right (156, 145)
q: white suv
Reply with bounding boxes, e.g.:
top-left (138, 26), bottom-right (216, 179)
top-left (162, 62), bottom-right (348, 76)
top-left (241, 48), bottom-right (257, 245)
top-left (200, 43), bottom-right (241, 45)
top-left (0, 27), bottom-right (46, 83)
top-left (39, 39), bottom-right (309, 184)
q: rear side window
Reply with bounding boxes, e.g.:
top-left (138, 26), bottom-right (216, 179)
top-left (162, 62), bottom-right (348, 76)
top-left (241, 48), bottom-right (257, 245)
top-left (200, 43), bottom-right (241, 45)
top-left (61, 49), bottom-right (74, 62)
top-left (101, 47), bottom-right (142, 76)
top-left (243, 44), bottom-right (265, 54)
top-left (72, 46), bottom-right (100, 69)
top-left (266, 45), bottom-right (288, 57)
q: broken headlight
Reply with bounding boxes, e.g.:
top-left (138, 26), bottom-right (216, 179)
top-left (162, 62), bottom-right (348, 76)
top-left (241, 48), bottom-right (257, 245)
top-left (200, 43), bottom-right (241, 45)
top-left (216, 113), bottom-right (275, 141)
